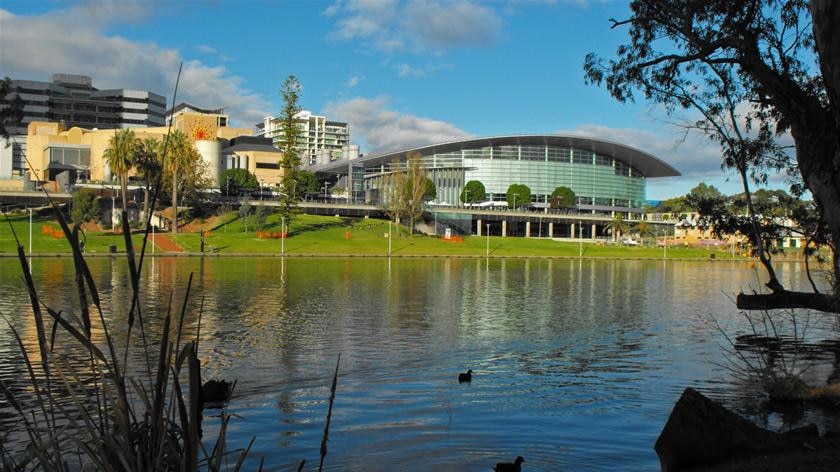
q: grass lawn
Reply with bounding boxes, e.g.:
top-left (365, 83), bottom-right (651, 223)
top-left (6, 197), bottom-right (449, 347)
top-left (1, 210), bottom-right (747, 259)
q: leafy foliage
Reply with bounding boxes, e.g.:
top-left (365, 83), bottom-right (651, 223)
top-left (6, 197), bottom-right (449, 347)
top-left (103, 128), bottom-right (137, 212)
top-left (70, 187), bottom-right (100, 225)
top-left (506, 184), bottom-right (531, 209)
top-left (549, 186), bottom-right (576, 209)
top-left (0, 77), bottom-right (24, 139)
top-left (220, 168), bottom-right (258, 196)
top-left (584, 0), bottom-right (840, 311)
top-left (461, 180), bottom-right (486, 204)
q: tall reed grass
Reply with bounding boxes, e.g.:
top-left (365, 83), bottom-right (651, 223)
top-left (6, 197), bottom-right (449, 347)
top-left (0, 198), bottom-right (256, 470)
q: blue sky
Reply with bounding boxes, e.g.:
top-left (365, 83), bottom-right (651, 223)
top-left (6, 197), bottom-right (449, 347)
top-left (0, 0), bottom-right (793, 200)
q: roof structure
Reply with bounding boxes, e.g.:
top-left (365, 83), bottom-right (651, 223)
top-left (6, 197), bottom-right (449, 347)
top-left (310, 135), bottom-right (681, 178)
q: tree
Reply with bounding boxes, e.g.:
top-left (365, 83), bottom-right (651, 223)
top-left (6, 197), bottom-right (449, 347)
top-left (382, 154), bottom-right (432, 234)
top-left (608, 213), bottom-right (629, 241)
top-left (550, 186), bottom-right (576, 209)
top-left (289, 169), bottom-right (320, 199)
top-left (103, 128), bottom-right (137, 213)
top-left (161, 129), bottom-right (198, 233)
top-left (134, 136), bottom-right (163, 221)
top-left (461, 180), bottom-right (486, 205)
top-left (506, 184), bottom-right (531, 209)
top-left (0, 77), bottom-right (24, 139)
top-left (278, 75), bottom-right (302, 219)
top-left (584, 0), bottom-right (839, 313)
top-left (220, 168), bottom-right (258, 196)
top-left (70, 188), bottom-right (100, 225)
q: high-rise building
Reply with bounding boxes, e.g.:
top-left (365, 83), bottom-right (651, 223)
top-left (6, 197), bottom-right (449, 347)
top-left (257, 110), bottom-right (349, 165)
top-left (0, 73), bottom-right (166, 136)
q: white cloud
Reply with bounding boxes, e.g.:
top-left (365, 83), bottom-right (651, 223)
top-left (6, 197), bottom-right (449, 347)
top-left (326, 0), bottom-right (503, 53)
top-left (347, 74), bottom-right (364, 88)
top-left (395, 64), bottom-right (426, 78)
top-left (325, 96), bottom-right (472, 154)
top-left (0, 4), bottom-right (270, 128)
top-left (561, 123), bottom-right (796, 200)
top-left (403, 0), bottom-right (502, 48)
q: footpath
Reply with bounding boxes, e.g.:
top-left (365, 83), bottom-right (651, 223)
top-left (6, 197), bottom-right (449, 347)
top-left (151, 234), bottom-right (184, 253)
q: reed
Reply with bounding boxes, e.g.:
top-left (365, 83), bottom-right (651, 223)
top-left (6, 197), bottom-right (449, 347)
top-left (0, 194), bottom-right (257, 471)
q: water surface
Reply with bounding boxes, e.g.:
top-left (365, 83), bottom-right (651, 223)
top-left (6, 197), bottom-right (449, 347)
top-left (0, 257), bottom-right (836, 471)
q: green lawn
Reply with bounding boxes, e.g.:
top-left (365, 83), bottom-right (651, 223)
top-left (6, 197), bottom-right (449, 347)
top-left (1, 210), bottom-right (746, 259)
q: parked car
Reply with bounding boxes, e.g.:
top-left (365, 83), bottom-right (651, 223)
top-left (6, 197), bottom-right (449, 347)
top-left (620, 237), bottom-right (639, 246)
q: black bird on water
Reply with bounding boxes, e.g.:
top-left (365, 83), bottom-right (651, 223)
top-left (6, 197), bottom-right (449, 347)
top-left (493, 456), bottom-right (525, 472)
top-left (458, 369), bottom-right (473, 383)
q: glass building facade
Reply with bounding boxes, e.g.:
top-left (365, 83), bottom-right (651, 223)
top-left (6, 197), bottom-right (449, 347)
top-left (353, 136), bottom-right (679, 214)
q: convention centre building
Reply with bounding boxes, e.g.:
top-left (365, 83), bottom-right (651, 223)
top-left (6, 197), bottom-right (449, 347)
top-left (310, 135), bottom-right (680, 217)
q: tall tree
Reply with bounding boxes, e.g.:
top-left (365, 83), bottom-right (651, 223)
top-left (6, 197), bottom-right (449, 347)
top-left (103, 128), bottom-right (137, 213)
top-left (381, 154), bottom-right (433, 234)
top-left (584, 0), bottom-right (840, 312)
top-left (278, 75), bottom-right (302, 219)
top-left (161, 130), bottom-right (197, 233)
top-left (0, 77), bottom-right (24, 139)
top-left (134, 136), bottom-right (163, 221)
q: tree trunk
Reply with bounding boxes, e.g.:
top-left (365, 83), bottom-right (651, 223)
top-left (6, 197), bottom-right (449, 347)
top-left (172, 171), bottom-right (178, 234)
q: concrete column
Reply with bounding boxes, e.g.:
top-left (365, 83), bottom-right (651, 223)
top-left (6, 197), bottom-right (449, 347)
top-left (477, 219), bottom-right (483, 236)
top-left (502, 220), bottom-right (507, 237)
top-left (591, 224), bottom-right (597, 240)
top-left (570, 222), bottom-right (575, 238)
top-left (525, 221), bottom-right (531, 238)
top-left (549, 222), bottom-right (554, 238)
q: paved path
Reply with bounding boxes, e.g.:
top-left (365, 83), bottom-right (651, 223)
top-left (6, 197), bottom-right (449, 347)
top-left (151, 233), bottom-right (184, 252)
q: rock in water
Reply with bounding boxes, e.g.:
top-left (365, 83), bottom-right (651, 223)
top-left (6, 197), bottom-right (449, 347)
top-left (654, 387), bottom-right (780, 471)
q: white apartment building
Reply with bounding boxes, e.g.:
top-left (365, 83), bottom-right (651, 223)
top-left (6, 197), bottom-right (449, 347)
top-left (257, 110), bottom-right (349, 165)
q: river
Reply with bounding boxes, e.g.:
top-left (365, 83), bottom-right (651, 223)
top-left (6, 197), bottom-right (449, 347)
top-left (0, 256), bottom-right (837, 471)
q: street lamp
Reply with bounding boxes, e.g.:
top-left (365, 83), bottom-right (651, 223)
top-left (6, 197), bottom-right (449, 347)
top-left (579, 220), bottom-right (583, 258)
top-left (485, 223), bottom-right (490, 257)
top-left (111, 195), bottom-right (116, 231)
top-left (281, 217), bottom-right (286, 255)
top-left (388, 220), bottom-right (392, 256)
top-left (512, 193), bottom-right (517, 211)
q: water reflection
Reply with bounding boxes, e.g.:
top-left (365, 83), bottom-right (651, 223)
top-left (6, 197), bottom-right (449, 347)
top-left (0, 257), bottom-right (836, 471)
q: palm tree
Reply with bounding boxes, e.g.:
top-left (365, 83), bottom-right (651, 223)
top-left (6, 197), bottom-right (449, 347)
top-left (161, 130), bottom-right (195, 233)
top-left (133, 136), bottom-right (162, 222)
top-left (608, 213), bottom-right (629, 241)
top-left (103, 128), bottom-right (137, 214)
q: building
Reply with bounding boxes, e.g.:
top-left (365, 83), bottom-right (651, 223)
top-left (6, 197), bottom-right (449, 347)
top-left (258, 110), bottom-right (349, 166)
top-left (0, 73), bottom-right (166, 136)
top-left (221, 136), bottom-right (285, 189)
top-left (20, 108), bottom-right (265, 192)
top-left (0, 73), bottom-right (167, 180)
top-left (309, 135), bottom-right (680, 217)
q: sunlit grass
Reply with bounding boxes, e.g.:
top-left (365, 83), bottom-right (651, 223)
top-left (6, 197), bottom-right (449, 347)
top-left (1, 210), bottom-right (748, 259)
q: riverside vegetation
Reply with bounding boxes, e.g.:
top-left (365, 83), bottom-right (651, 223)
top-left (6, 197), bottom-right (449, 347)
top-left (1, 208), bottom-right (771, 259)
top-left (0, 202), bottom-right (343, 470)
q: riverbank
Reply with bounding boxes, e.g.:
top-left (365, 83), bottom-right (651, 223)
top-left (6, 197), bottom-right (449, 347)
top-left (1, 211), bottom-right (805, 261)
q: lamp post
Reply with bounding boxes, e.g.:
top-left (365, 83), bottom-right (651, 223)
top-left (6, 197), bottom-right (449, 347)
top-left (512, 193), bottom-right (517, 211)
top-left (578, 220), bottom-right (583, 258)
top-left (388, 220), bottom-right (392, 256)
top-left (281, 217), bottom-right (286, 255)
top-left (28, 207), bottom-right (33, 253)
top-left (111, 195), bottom-right (116, 231)
top-left (485, 223), bottom-right (490, 257)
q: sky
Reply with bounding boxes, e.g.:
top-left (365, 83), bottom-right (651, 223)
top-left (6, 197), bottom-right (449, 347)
top-left (0, 0), bottom-right (795, 200)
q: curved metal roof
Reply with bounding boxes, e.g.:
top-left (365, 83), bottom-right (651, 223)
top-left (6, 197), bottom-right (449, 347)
top-left (312, 134), bottom-right (681, 177)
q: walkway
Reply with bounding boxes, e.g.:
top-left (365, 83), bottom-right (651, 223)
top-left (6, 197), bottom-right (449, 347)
top-left (151, 233), bottom-right (184, 253)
